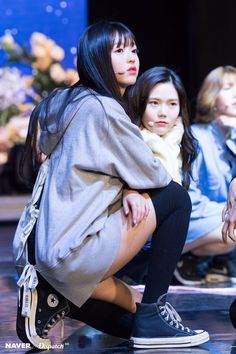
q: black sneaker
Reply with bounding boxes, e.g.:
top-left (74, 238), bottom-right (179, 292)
top-left (130, 294), bottom-right (209, 348)
top-left (206, 251), bottom-right (236, 284)
top-left (16, 271), bottom-right (70, 349)
top-left (174, 252), bottom-right (212, 286)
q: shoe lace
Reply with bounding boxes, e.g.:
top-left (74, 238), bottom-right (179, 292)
top-left (17, 264), bottom-right (38, 317)
top-left (159, 302), bottom-right (191, 332)
top-left (42, 311), bottom-right (66, 339)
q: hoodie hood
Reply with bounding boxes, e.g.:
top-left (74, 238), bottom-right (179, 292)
top-left (38, 87), bottom-right (88, 156)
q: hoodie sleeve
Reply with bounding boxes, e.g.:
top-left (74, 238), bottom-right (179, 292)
top-left (72, 96), bottom-right (172, 190)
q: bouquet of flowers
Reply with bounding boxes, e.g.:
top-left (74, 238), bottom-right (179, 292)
top-left (1, 32), bottom-right (78, 99)
top-left (0, 32), bottom-right (79, 161)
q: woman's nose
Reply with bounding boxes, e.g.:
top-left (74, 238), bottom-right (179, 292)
top-left (158, 105), bottom-right (167, 116)
top-left (127, 51), bottom-right (136, 62)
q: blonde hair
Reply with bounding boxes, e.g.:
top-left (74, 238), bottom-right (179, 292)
top-left (195, 65), bottom-right (236, 123)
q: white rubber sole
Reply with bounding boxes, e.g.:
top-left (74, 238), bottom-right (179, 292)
top-left (174, 270), bottom-right (205, 286)
top-left (25, 288), bottom-right (51, 349)
top-left (130, 330), bottom-right (210, 348)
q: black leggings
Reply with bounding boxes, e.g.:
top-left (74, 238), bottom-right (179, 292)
top-left (67, 181), bottom-right (191, 338)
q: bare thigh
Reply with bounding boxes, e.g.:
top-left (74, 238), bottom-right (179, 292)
top-left (183, 226), bottom-right (223, 253)
top-left (103, 193), bottom-right (156, 279)
top-left (183, 225), bottom-right (236, 255)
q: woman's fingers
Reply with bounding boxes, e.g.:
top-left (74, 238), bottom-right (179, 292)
top-left (221, 211), bottom-right (236, 243)
top-left (222, 205), bottom-right (228, 221)
top-left (131, 203), bottom-right (138, 225)
top-left (123, 192), bottom-right (150, 226)
top-left (130, 200), bottom-right (149, 225)
top-left (132, 203), bottom-right (143, 225)
top-left (227, 217), bottom-right (236, 242)
top-left (222, 221), bottom-right (228, 243)
top-left (123, 197), bottom-right (129, 216)
top-left (145, 202), bottom-right (150, 218)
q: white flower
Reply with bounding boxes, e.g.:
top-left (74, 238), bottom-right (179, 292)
top-left (30, 32), bottom-right (48, 46)
top-left (1, 33), bottom-right (15, 46)
top-left (0, 33), bottom-right (22, 56)
top-left (0, 68), bottom-right (29, 110)
top-left (6, 115), bottom-right (30, 144)
top-left (50, 63), bottom-right (66, 83)
top-left (51, 45), bottom-right (65, 61)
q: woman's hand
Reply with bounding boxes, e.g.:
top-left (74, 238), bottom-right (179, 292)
top-left (123, 189), bottom-right (150, 226)
top-left (222, 177), bottom-right (236, 242)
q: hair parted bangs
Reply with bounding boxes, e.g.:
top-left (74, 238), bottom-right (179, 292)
top-left (108, 23), bottom-right (136, 50)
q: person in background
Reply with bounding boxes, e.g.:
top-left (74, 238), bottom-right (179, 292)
top-left (115, 66), bottom-right (197, 285)
top-left (175, 66), bottom-right (236, 286)
top-left (13, 21), bottom-right (209, 349)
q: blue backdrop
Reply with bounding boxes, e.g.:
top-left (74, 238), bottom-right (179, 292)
top-left (0, 0), bottom-right (87, 70)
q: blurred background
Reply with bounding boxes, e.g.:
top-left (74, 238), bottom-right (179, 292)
top-left (0, 0), bottom-right (236, 195)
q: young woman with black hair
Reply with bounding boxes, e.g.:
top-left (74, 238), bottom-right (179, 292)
top-left (13, 20), bottom-right (209, 349)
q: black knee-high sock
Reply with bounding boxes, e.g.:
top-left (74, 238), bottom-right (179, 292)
top-left (142, 181), bottom-right (192, 303)
top-left (67, 298), bottom-right (133, 339)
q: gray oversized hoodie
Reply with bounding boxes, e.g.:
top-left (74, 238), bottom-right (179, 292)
top-left (13, 88), bottom-right (172, 306)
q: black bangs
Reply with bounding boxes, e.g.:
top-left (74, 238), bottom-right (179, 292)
top-left (110, 31), bottom-right (136, 48)
top-left (109, 23), bottom-right (136, 49)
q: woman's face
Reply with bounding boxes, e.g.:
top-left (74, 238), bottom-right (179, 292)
top-left (142, 82), bottom-right (180, 136)
top-left (215, 73), bottom-right (236, 117)
top-left (111, 33), bottom-right (139, 95)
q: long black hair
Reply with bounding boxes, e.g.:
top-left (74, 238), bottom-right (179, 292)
top-left (20, 20), bottom-right (137, 187)
top-left (127, 66), bottom-right (198, 189)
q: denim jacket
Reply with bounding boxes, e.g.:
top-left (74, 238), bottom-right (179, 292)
top-left (187, 121), bottom-right (236, 243)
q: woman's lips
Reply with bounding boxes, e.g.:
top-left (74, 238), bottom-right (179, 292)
top-left (128, 67), bottom-right (137, 74)
top-left (155, 121), bottom-right (168, 127)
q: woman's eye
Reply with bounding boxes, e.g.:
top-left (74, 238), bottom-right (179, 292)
top-left (115, 48), bottom-right (124, 53)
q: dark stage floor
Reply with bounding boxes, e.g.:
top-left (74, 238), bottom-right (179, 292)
top-left (1, 221), bottom-right (236, 353)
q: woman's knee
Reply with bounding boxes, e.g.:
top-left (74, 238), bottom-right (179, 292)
top-left (145, 180), bottom-right (192, 219)
top-left (167, 181), bottom-right (192, 213)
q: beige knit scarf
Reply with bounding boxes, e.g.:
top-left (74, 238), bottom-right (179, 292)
top-left (141, 118), bottom-right (184, 184)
